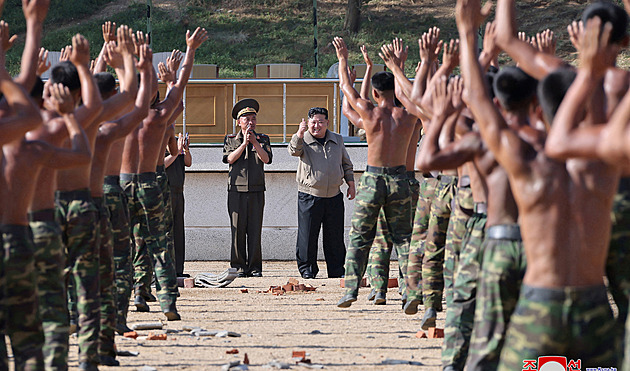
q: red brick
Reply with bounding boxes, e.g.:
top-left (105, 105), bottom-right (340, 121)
top-left (243, 353), bottom-right (250, 365)
top-left (340, 278), bottom-right (368, 288)
top-left (240, 289), bottom-right (249, 293)
top-left (292, 350), bottom-right (306, 359)
top-left (147, 333), bottom-right (167, 340)
top-left (387, 278), bottom-right (399, 288)
top-left (415, 331), bottom-right (427, 339)
top-left (282, 284), bottom-right (294, 291)
top-left (288, 278), bottom-right (299, 285)
top-left (226, 349), bottom-right (239, 354)
top-left (428, 328), bottom-right (444, 338)
top-left (123, 331), bottom-right (138, 339)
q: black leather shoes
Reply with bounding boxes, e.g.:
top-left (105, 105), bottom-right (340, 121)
top-left (302, 272), bottom-right (314, 279)
top-left (337, 293), bottom-right (357, 308)
top-left (421, 307), bottom-right (437, 330)
top-left (249, 271), bottom-right (263, 277)
top-left (237, 271), bottom-right (247, 278)
top-left (374, 291), bottom-right (386, 305)
top-left (134, 295), bottom-right (149, 312)
top-left (100, 355), bottom-right (120, 366)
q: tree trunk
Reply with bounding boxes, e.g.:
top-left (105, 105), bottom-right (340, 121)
top-left (344, 0), bottom-right (361, 34)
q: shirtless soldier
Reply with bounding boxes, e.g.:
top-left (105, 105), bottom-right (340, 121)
top-left (457, 0), bottom-right (620, 366)
top-left (332, 37), bottom-right (417, 308)
top-left (120, 27), bottom-right (207, 319)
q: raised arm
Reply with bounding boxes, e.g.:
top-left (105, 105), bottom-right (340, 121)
top-left (0, 39), bottom-right (42, 144)
top-left (160, 28), bottom-right (208, 116)
top-left (334, 37), bottom-right (373, 117)
top-left (478, 21), bottom-right (500, 71)
top-left (71, 34), bottom-right (104, 128)
top-left (546, 17), bottom-right (614, 161)
top-left (98, 43), bottom-right (152, 140)
top-left (287, 118), bottom-right (307, 156)
top-left (495, 0), bottom-right (567, 79)
top-left (342, 66), bottom-right (364, 130)
top-left (417, 76), bottom-right (479, 170)
top-left (420, 38), bottom-right (460, 117)
top-left (14, 0), bottom-right (49, 91)
top-left (92, 21), bottom-right (116, 74)
top-left (457, 0), bottom-right (528, 176)
top-left (359, 45), bottom-right (373, 99)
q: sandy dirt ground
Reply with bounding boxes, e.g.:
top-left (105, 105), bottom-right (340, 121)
top-left (66, 261), bottom-right (445, 370)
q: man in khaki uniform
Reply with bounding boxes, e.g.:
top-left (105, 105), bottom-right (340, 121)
top-left (222, 99), bottom-right (273, 277)
top-left (288, 107), bottom-right (355, 279)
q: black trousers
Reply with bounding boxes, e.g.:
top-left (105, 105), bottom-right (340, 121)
top-left (296, 191), bottom-right (346, 278)
top-left (170, 187), bottom-right (185, 276)
top-left (228, 191), bottom-right (264, 274)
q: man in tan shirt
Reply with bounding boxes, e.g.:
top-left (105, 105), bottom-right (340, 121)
top-left (288, 107), bottom-right (355, 279)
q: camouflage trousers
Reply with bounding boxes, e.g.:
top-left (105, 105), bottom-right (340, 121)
top-left (608, 178), bottom-right (630, 364)
top-left (443, 183), bottom-right (474, 306)
top-left (156, 167), bottom-right (175, 291)
top-left (93, 197), bottom-right (116, 358)
top-left (121, 173), bottom-right (177, 311)
top-left (406, 175), bottom-right (439, 302)
top-left (55, 189), bottom-right (100, 365)
top-left (441, 211), bottom-right (486, 370)
top-left (0, 224), bottom-right (45, 371)
top-left (343, 167), bottom-right (412, 296)
top-left (422, 175), bottom-right (457, 311)
top-left (104, 176), bottom-right (132, 330)
top-left (367, 172), bottom-right (419, 295)
top-left (467, 227), bottom-right (526, 371)
top-left (30, 210), bottom-right (68, 371)
top-left (498, 284), bottom-right (619, 371)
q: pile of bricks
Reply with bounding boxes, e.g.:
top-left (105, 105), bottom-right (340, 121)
top-left (261, 278), bottom-right (317, 295)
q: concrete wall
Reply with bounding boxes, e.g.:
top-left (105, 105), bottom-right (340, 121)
top-left (183, 142), bottom-right (376, 261)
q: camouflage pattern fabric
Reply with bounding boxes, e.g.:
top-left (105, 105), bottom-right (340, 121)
top-left (467, 233), bottom-right (526, 371)
top-left (443, 185), bottom-right (473, 306)
top-left (422, 175), bottom-right (457, 311)
top-left (104, 176), bottom-right (133, 332)
top-left (608, 177), bottom-right (630, 363)
top-left (342, 168), bottom-right (412, 296)
top-left (367, 174), bottom-right (419, 295)
top-left (441, 211), bottom-right (486, 370)
top-left (123, 173), bottom-right (178, 311)
top-left (55, 189), bottom-right (101, 365)
top-left (1, 224), bottom-right (45, 371)
top-left (93, 197), bottom-right (116, 359)
top-left (30, 211), bottom-right (69, 370)
top-left (406, 176), bottom-right (439, 303)
top-left (498, 285), bottom-right (619, 371)
top-left (157, 167), bottom-right (176, 268)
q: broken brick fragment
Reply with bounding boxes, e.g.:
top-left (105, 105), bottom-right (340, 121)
top-left (428, 328), bottom-right (444, 338)
top-left (415, 331), bottom-right (427, 339)
top-left (240, 289), bottom-right (248, 293)
top-left (123, 331), bottom-right (138, 339)
top-left (184, 278), bottom-right (194, 288)
top-left (147, 333), bottom-right (167, 340)
top-left (292, 350), bottom-right (306, 359)
top-left (288, 278), bottom-right (299, 285)
top-left (244, 353), bottom-right (249, 364)
top-left (282, 284), bottom-right (294, 291)
top-left (226, 349), bottom-right (239, 354)
top-left (340, 278), bottom-right (368, 288)
top-left (387, 278), bottom-right (399, 288)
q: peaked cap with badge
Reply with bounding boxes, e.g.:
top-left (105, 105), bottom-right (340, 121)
top-left (232, 98), bottom-right (260, 120)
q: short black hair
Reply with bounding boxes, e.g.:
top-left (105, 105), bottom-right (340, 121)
top-left (493, 66), bottom-right (538, 112)
top-left (486, 70), bottom-right (497, 100)
top-left (582, 1), bottom-right (628, 44)
top-left (50, 61), bottom-right (80, 92)
top-left (371, 71), bottom-right (394, 92)
top-left (308, 107), bottom-right (328, 119)
top-left (30, 76), bottom-right (44, 101)
top-left (94, 72), bottom-right (116, 97)
top-left (537, 67), bottom-right (577, 124)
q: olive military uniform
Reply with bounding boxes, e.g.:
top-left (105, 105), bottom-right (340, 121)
top-left (222, 130), bottom-right (273, 276)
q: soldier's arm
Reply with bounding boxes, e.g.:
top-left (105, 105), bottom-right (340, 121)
top-left (334, 37), bottom-right (374, 120)
top-left (14, 0), bottom-right (49, 92)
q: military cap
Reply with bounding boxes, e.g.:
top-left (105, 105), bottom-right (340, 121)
top-left (232, 98), bottom-right (260, 120)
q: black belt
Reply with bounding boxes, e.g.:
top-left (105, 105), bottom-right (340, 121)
top-left (28, 209), bottom-right (56, 222)
top-left (156, 165), bottom-right (165, 173)
top-left (120, 173), bottom-right (137, 183)
top-left (438, 175), bottom-right (458, 183)
top-left (56, 188), bottom-right (92, 202)
top-left (366, 165), bottom-right (406, 175)
top-left (474, 202), bottom-right (487, 214)
top-left (486, 224), bottom-right (521, 241)
top-left (459, 175), bottom-right (471, 187)
top-left (104, 175), bottom-right (121, 187)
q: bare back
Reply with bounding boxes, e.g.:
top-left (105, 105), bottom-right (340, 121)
top-left (364, 105), bottom-right (417, 168)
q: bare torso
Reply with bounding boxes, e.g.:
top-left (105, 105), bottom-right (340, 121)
top-left (365, 105), bottom-right (418, 168)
